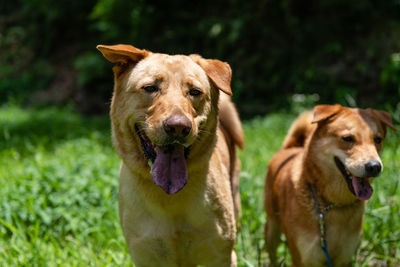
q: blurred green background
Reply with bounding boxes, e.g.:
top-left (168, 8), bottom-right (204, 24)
top-left (1, 1), bottom-right (400, 266)
top-left (2, 0), bottom-right (400, 116)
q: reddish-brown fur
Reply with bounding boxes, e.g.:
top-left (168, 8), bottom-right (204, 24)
top-left (264, 104), bottom-right (395, 266)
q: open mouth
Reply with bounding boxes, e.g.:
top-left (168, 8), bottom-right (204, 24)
top-left (334, 157), bottom-right (373, 201)
top-left (135, 125), bottom-right (190, 195)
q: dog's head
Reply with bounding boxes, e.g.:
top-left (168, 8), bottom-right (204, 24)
top-left (97, 44), bottom-right (232, 194)
top-left (311, 104), bottom-right (396, 201)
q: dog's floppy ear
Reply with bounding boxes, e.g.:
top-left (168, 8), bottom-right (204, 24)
top-left (96, 44), bottom-right (149, 64)
top-left (97, 44), bottom-right (150, 77)
top-left (368, 109), bottom-right (397, 132)
top-left (312, 104), bottom-right (343, 123)
top-left (189, 54), bottom-right (232, 96)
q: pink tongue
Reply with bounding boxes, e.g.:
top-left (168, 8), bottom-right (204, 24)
top-left (151, 144), bottom-right (188, 194)
top-left (352, 176), bottom-right (373, 200)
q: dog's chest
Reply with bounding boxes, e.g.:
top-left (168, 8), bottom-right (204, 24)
top-left (327, 225), bottom-right (361, 264)
top-left (122, 206), bottom-right (231, 266)
top-left (118, 158), bottom-right (236, 266)
top-left (295, 210), bottom-right (362, 266)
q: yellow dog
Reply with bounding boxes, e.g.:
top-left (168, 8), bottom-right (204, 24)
top-left (97, 44), bottom-right (244, 267)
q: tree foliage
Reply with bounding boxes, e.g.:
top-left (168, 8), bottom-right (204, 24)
top-left (1, 0), bottom-right (400, 116)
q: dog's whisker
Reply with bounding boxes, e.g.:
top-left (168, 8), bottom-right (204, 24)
top-left (99, 43), bottom-right (244, 266)
top-left (198, 129), bottom-right (212, 135)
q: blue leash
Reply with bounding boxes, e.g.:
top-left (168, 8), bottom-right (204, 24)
top-left (321, 239), bottom-right (333, 267)
top-left (310, 184), bottom-right (334, 267)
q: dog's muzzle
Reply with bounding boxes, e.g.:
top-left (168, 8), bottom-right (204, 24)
top-left (135, 124), bottom-right (191, 195)
top-left (334, 157), bottom-right (374, 201)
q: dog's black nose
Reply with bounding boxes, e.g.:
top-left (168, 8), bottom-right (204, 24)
top-left (163, 115), bottom-right (192, 138)
top-left (364, 160), bottom-right (382, 177)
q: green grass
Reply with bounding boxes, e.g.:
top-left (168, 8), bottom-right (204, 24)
top-left (1, 105), bottom-right (399, 266)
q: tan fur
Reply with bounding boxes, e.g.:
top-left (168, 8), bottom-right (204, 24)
top-left (97, 44), bottom-right (244, 267)
top-left (264, 104), bottom-right (395, 266)
top-left (282, 110), bottom-right (314, 149)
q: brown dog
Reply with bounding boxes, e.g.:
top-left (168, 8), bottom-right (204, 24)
top-left (97, 44), bottom-right (244, 267)
top-left (264, 104), bottom-right (396, 266)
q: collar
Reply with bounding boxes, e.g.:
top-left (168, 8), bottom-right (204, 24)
top-left (309, 183), bottom-right (335, 213)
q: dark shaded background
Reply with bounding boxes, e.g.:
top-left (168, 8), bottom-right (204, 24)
top-left (2, 0), bottom-right (400, 118)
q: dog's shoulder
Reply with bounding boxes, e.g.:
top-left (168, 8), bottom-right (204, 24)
top-left (268, 147), bottom-right (303, 179)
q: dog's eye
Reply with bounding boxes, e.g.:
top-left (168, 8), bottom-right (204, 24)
top-left (374, 136), bottom-right (382, 144)
top-left (143, 85), bottom-right (159, 93)
top-left (342, 135), bottom-right (355, 143)
top-left (189, 88), bottom-right (202, 97)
